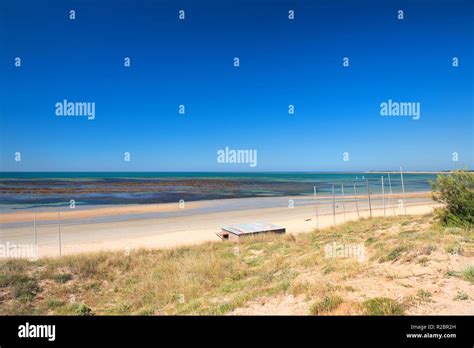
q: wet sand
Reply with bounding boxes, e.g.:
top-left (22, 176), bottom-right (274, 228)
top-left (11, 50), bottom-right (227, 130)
top-left (0, 191), bottom-right (431, 224)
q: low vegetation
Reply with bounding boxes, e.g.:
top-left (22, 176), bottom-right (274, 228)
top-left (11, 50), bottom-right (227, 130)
top-left (431, 170), bottom-right (474, 228)
top-left (463, 265), bottom-right (474, 284)
top-left (454, 291), bottom-right (469, 301)
top-left (1, 214), bottom-right (472, 315)
top-left (310, 295), bottom-right (343, 315)
top-left (417, 289), bottom-right (433, 302)
top-left (362, 297), bottom-right (405, 315)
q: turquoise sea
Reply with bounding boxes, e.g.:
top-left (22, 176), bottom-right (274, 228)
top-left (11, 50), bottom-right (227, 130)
top-left (0, 172), bottom-right (438, 210)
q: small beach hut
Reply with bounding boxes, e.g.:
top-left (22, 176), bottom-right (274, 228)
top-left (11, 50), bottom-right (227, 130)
top-left (217, 222), bottom-right (286, 241)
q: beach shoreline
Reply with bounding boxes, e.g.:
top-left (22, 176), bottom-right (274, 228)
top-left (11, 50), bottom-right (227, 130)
top-left (0, 193), bottom-right (439, 258)
top-left (0, 191), bottom-right (432, 224)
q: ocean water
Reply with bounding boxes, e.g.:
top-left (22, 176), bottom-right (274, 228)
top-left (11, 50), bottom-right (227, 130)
top-left (0, 172), bottom-right (438, 210)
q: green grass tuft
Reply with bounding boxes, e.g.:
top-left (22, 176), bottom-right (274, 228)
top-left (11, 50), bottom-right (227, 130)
top-left (380, 246), bottom-right (407, 262)
top-left (52, 273), bottom-right (72, 284)
top-left (362, 297), bottom-right (405, 315)
top-left (462, 265), bottom-right (474, 284)
top-left (47, 299), bottom-right (65, 308)
top-left (309, 295), bottom-right (343, 315)
top-left (417, 289), bottom-right (432, 302)
top-left (72, 303), bottom-right (92, 316)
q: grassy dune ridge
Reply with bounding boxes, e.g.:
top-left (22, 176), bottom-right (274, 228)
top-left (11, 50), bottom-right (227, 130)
top-left (0, 214), bottom-right (473, 315)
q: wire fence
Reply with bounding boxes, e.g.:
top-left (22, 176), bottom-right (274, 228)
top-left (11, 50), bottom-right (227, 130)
top-left (1, 168), bottom-right (435, 258)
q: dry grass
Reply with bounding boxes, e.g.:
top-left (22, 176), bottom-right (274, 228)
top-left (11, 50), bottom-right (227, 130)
top-left (0, 214), bottom-right (472, 315)
top-left (309, 295), bottom-right (343, 315)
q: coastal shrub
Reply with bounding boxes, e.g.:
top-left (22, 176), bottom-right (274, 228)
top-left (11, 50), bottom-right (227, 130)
top-left (430, 170), bottom-right (474, 228)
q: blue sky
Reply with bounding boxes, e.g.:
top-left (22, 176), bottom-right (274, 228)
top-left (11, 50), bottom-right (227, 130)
top-left (1, 0), bottom-right (473, 172)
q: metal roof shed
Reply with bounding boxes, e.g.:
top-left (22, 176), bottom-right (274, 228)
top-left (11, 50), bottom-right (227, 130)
top-left (217, 222), bottom-right (286, 241)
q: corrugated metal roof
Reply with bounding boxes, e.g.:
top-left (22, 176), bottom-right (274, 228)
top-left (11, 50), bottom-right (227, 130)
top-left (221, 222), bottom-right (285, 235)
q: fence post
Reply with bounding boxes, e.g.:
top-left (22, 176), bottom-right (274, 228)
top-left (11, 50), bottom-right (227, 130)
top-left (388, 173), bottom-right (395, 216)
top-left (332, 185), bottom-right (336, 225)
top-left (313, 186), bottom-right (319, 229)
top-left (58, 211), bottom-right (62, 257)
top-left (353, 183), bottom-right (360, 219)
top-left (400, 167), bottom-right (407, 215)
top-left (341, 184), bottom-right (346, 222)
top-left (381, 176), bottom-right (386, 217)
top-left (366, 179), bottom-right (372, 218)
top-left (33, 210), bottom-right (37, 245)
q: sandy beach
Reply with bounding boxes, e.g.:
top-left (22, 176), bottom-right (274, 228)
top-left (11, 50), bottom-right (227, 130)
top-left (0, 192), bottom-right (439, 258)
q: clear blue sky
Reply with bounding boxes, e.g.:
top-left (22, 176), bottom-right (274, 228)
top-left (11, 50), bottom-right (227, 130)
top-left (1, 0), bottom-right (473, 172)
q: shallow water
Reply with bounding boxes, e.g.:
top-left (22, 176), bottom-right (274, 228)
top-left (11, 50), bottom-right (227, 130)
top-left (0, 172), bottom-right (437, 210)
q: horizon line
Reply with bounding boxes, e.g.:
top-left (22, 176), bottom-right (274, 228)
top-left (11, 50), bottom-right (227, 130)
top-left (0, 170), bottom-right (467, 174)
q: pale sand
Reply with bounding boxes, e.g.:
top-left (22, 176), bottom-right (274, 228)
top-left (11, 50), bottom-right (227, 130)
top-left (0, 201), bottom-right (204, 224)
top-left (0, 194), bottom-right (440, 258)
